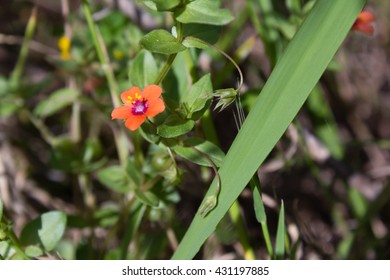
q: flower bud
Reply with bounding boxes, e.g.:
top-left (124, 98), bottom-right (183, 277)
top-left (213, 88), bottom-right (237, 111)
top-left (199, 194), bottom-right (217, 218)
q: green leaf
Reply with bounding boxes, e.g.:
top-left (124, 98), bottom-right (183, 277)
top-left (348, 187), bottom-right (368, 220)
top-left (250, 177), bottom-right (273, 256)
top-left (93, 205), bottom-right (119, 227)
top-left (140, 29), bottom-right (186, 55)
top-left (184, 74), bottom-right (213, 118)
top-left (183, 24), bottom-right (221, 45)
top-left (174, 0), bottom-right (234, 26)
top-left (97, 166), bottom-right (131, 193)
top-left (34, 88), bottom-right (78, 117)
top-left (173, 137), bottom-right (225, 167)
top-left (134, 189), bottom-right (159, 207)
top-left (129, 50), bottom-right (159, 88)
top-left (275, 201), bottom-right (285, 259)
top-left (0, 97), bottom-right (22, 117)
top-left (157, 115), bottom-right (195, 138)
top-left (172, 0), bottom-right (365, 260)
top-left (97, 11), bottom-right (128, 44)
top-left (126, 158), bottom-right (142, 186)
top-left (153, 0), bottom-right (181, 11)
top-left (120, 201), bottom-right (146, 259)
top-left (139, 121), bottom-right (161, 144)
top-left (162, 51), bottom-right (192, 103)
top-left (0, 241), bottom-right (16, 259)
top-left (25, 245), bottom-right (44, 258)
top-left (181, 24), bottom-right (221, 49)
top-left (20, 211), bottom-right (67, 251)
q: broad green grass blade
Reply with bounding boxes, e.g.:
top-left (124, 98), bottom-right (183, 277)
top-left (172, 0), bottom-right (365, 260)
top-left (275, 201), bottom-right (285, 259)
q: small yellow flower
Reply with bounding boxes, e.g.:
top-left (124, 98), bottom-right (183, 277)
top-left (58, 35), bottom-right (71, 60)
top-left (113, 49), bottom-right (124, 60)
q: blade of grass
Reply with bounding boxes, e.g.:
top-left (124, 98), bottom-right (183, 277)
top-left (275, 200), bottom-right (285, 259)
top-left (250, 176), bottom-right (273, 257)
top-left (120, 201), bottom-right (146, 259)
top-left (172, 0), bottom-right (365, 260)
top-left (9, 7), bottom-right (37, 91)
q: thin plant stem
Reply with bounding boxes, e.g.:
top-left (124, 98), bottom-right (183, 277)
top-left (185, 36), bottom-right (243, 93)
top-left (191, 146), bottom-right (221, 198)
top-left (9, 7), bottom-right (37, 91)
top-left (81, 0), bottom-right (130, 166)
top-left (154, 22), bottom-right (184, 85)
top-left (8, 229), bottom-right (29, 260)
top-left (81, 0), bottom-right (119, 107)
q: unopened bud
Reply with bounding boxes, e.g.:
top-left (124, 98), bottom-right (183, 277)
top-left (199, 195), bottom-right (217, 218)
top-left (213, 88), bottom-right (237, 111)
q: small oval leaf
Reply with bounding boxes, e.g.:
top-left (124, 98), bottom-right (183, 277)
top-left (173, 137), bottom-right (225, 167)
top-left (34, 88), bottom-right (79, 117)
top-left (157, 115), bottom-right (195, 138)
top-left (97, 166), bottom-right (131, 193)
top-left (129, 50), bottom-right (159, 88)
top-left (25, 245), bottom-right (44, 258)
top-left (38, 211), bottom-right (67, 251)
top-left (140, 29), bottom-right (186, 55)
top-left (174, 0), bottom-right (234, 26)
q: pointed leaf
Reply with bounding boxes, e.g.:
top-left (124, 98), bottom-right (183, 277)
top-left (173, 137), bottom-right (225, 167)
top-left (129, 50), bottom-right (158, 88)
top-left (275, 201), bottom-right (285, 259)
top-left (120, 201), bottom-right (146, 259)
top-left (97, 166), bottom-right (131, 193)
top-left (20, 211), bottom-right (67, 251)
top-left (34, 88), bottom-right (78, 117)
top-left (152, 0), bottom-right (181, 11)
top-left (157, 115), bottom-right (195, 138)
top-left (184, 74), bottom-right (213, 118)
top-left (174, 0), bottom-right (234, 26)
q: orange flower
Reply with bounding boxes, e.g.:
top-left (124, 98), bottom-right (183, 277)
top-left (111, 85), bottom-right (165, 131)
top-left (352, 10), bottom-right (375, 35)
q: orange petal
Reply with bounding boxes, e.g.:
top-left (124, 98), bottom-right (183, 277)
top-left (124, 115), bottom-right (146, 131)
top-left (111, 106), bottom-right (131, 120)
top-left (359, 10), bottom-right (375, 23)
top-left (357, 24), bottom-right (374, 35)
top-left (120, 86), bottom-right (141, 104)
top-left (146, 98), bottom-right (165, 117)
top-left (143, 84), bottom-right (162, 101)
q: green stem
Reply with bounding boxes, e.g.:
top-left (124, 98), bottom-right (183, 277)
top-left (154, 54), bottom-right (177, 85)
top-left (9, 7), bottom-right (37, 91)
top-left (82, 0), bottom-right (129, 166)
top-left (192, 146), bottom-right (221, 198)
top-left (8, 230), bottom-right (29, 260)
top-left (81, 0), bottom-right (119, 107)
top-left (24, 109), bottom-right (56, 146)
top-left (186, 36), bottom-right (243, 93)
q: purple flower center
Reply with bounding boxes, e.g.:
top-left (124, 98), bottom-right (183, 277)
top-left (131, 98), bottom-right (148, 115)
